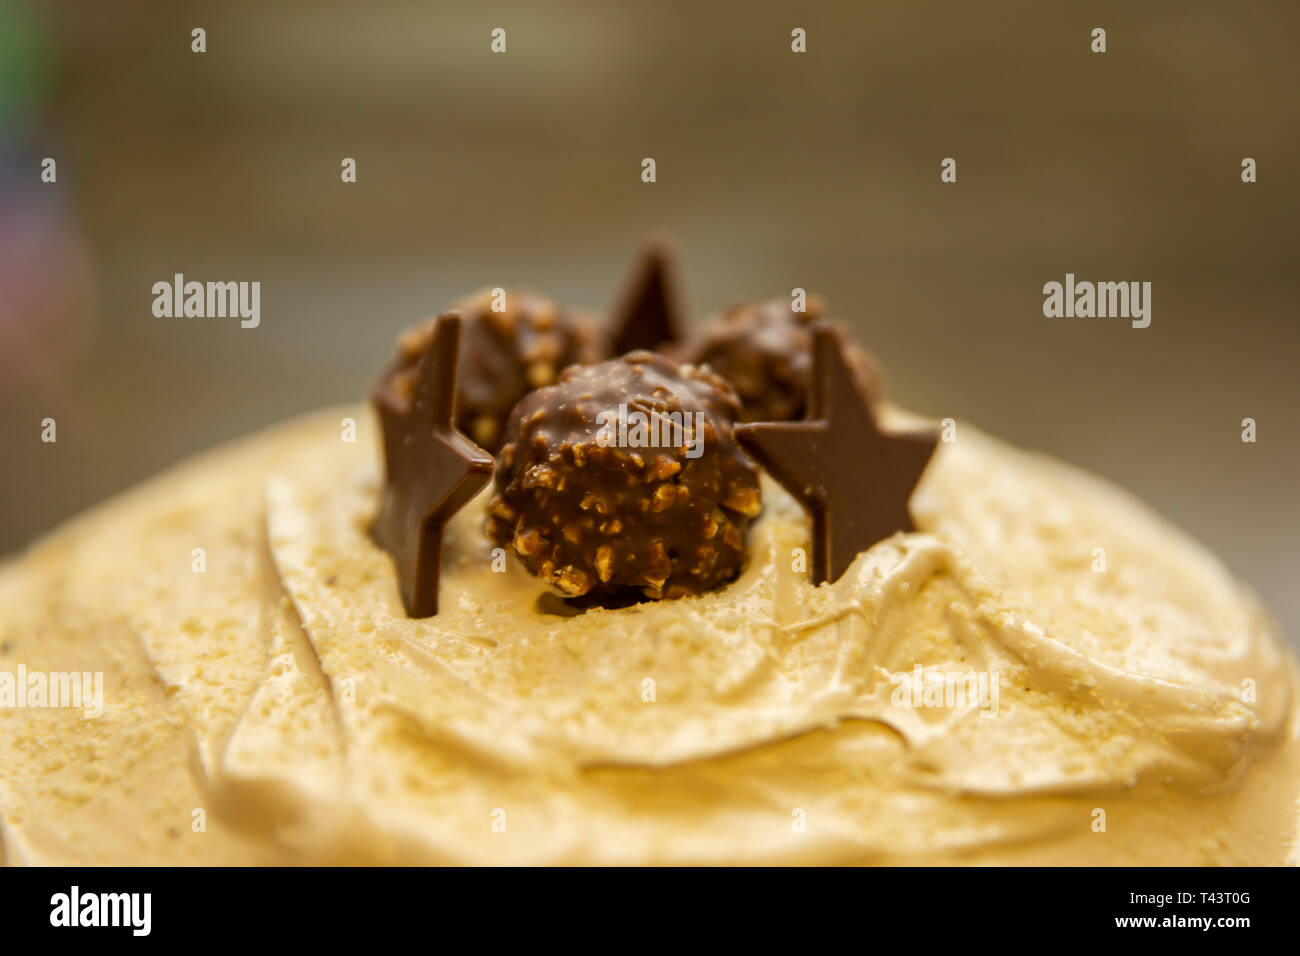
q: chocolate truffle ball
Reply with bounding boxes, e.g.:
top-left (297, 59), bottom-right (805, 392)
top-left (678, 297), bottom-right (882, 422)
top-left (381, 290), bottom-right (607, 453)
top-left (486, 352), bottom-right (763, 601)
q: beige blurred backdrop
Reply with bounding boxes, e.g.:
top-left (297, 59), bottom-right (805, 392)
top-left (2, 1), bottom-right (1297, 641)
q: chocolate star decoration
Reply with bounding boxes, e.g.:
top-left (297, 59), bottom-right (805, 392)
top-left (371, 312), bottom-right (494, 617)
top-left (608, 238), bottom-right (686, 354)
top-left (734, 324), bottom-right (938, 584)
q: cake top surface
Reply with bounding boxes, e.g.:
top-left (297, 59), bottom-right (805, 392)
top-left (1, 405), bottom-right (1293, 864)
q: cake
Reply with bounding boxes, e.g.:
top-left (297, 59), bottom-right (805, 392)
top-left (1, 251), bottom-right (1296, 866)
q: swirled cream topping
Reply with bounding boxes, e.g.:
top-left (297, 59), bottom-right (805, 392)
top-left (0, 406), bottom-right (1296, 864)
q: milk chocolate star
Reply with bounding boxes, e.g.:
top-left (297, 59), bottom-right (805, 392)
top-left (734, 324), bottom-right (938, 584)
top-left (372, 312), bottom-right (494, 616)
top-left (608, 238), bottom-right (686, 354)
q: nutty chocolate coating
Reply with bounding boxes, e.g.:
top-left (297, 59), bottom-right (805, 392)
top-left (678, 297), bottom-right (882, 423)
top-left (487, 352), bottom-right (763, 601)
top-left (382, 290), bottom-right (607, 453)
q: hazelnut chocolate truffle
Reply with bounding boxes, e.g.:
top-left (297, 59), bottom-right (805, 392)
top-left (381, 289), bottom-right (607, 453)
top-left (679, 296), bottom-right (883, 422)
top-left (486, 352), bottom-right (762, 601)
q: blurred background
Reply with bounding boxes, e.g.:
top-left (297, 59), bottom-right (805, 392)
top-left (1, 0), bottom-right (1296, 641)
